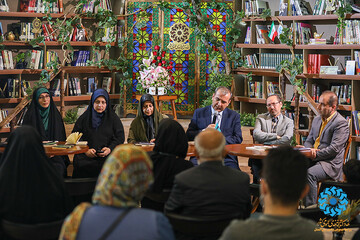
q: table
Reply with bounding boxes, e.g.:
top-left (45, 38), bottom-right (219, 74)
top-left (225, 144), bottom-right (312, 159)
top-left (0, 141), bottom-right (89, 157)
top-left (135, 94), bottom-right (178, 120)
top-left (139, 142), bottom-right (195, 157)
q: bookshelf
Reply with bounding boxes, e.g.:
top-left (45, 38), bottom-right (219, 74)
top-left (235, 0), bottom-right (360, 159)
top-left (0, 0), bottom-right (126, 135)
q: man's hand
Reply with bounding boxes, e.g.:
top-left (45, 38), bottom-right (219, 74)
top-left (206, 124), bottom-right (216, 129)
top-left (97, 147), bottom-right (111, 158)
top-left (85, 148), bottom-right (97, 158)
top-left (150, 138), bottom-right (155, 143)
top-left (310, 148), bottom-right (319, 159)
top-left (296, 145), bottom-right (304, 148)
top-left (277, 135), bottom-right (281, 139)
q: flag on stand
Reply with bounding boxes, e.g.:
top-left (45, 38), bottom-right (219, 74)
top-left (268, 21), bottom-right (278, 41)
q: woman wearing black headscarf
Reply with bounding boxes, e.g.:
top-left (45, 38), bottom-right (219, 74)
top-left (72, 89), bottom-right (125, 178)
top-left (22, 87), bottom-right (70, 177)
top-left (0, 126), bottom-right (72, 236)
top-left (127, 94), bottom-right (166, 144)
top-left (141, 118), bottom-right (193, 211)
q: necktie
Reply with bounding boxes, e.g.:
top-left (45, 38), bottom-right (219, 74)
top-left (212, 113), bottom-right (217, 124)
top-left (271, 117), bottom-right (278, 133)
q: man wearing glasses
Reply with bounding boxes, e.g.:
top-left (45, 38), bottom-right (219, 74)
top-left (303, 91), bottom-right (349, 206)
top-left (250, 94), bottom-right (294, 183)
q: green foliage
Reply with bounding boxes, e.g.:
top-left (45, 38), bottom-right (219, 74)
top-left (240, 112), bottom-right (257, 127)
top-left (200, 71), bottom-right (233, 107)
top-left (290, 135), bottom-right (297, 146)
top-left (63, 108), bottom-right (79, 124)
top-left (336, 3), bottom-right (353, 39)
top-left (29, 36), bottom-right (45, 48)
top-left (276, 56), bottom-right (304, 94)
top-left (278, 27), bottom-right (293, 46)
top-left (260, 9), bottom-right (271, 20)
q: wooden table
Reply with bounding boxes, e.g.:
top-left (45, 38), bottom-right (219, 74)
top-left (0, 141), bottom-right (89, 157)
top-left (225, 144), bottom-right (312, 159)
top-left (139, 142), bottom-right (195, 157)
top-left (135, 94), bottom-right (178, 120)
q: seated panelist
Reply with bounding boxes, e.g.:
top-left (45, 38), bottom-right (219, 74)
top-left (127, 94), bottom-right (167, 144)
top-left (72, 89), bottom-right (125, 178)
top-left (22, 87), bottom-right (69, 177)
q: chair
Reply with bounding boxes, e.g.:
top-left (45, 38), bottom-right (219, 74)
top-left (141, 189), bottom-right (171, 212)
top-left (249, 183), bottom-right (260, 213)
top-left (64, 178), bottom-right (98, 206)
top-left (1, 219), bottom-right (64, 240)
top-left (165, 212), bottom-right (240, 240)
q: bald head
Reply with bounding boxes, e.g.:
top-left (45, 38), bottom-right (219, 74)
top-left (194, 129), bottom-right (226, 163)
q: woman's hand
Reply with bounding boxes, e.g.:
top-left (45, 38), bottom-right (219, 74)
top-left (85, 148), bottom-right (97, 158)
top-left (97, 147), bottom-right (111, 158)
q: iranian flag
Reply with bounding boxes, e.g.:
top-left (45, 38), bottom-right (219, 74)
top-left (268, 21), bottom-right (278, 41)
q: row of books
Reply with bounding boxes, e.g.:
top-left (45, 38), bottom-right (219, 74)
top-left (0, 0), bottom-right (8, 12)
top-left (80, 0), bottom-right (112, 13)
top-left (27, 50), bottom-right (44, 70)
top-left (69, 24), bottom-right (88, 42)
top-left (255, 25), bottom-right (273, 44)
top-left (244, 0), bottom-right (268, 16)
top-left (294, 22), bottom-right (312, 45)
top-left (313, 0), bottom-right (342, 15)
top-left (19, 22), bottom-right (35, 41)
top-left (307, 54), bottom-right (329, 74)
top-left (52, 76), bottom-right (113, 97)
top-left (330, 84), bottom-right (351, 105)
top-left (0, 78), bottom-right (30, 98)
top-left (20, 0), bottom-right (63, 13)
top-left (259, 53), bottom-right (303, 69)
top-left (71, 51), bottom-right (91, 67)
top-left (0, 50), bottom-right (14, 70)
top-left (279, 0), bottom-right (312, 16)
top-left (248, 81), bottom-right (263, 98)
top-left (244, 54), bottom-right (259, 68)
top-left (267, 81), bottom-right (280, 95)
top-left (0, 109), bottom-right (9, 128)
top-left (352, 111), bottom-right (360, 136)
top-left (334, 20), bottom-right (360, 45)
top-left (42, 23), bottom-right (57, 41)
top-left (355, 51), bottom-right (360, 74)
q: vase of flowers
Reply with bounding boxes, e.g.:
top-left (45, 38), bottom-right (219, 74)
top-left (137, 45), bottom-right (174, 95)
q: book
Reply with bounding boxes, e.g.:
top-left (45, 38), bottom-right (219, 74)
top-left (66, 132), bottom-right (83, 145)
top-left (346, 60), bottom-right (356, 75)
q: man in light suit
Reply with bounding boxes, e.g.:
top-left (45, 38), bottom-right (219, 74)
top-left (250, 94), bottom-right (294, 183)
top-left (186, 86), bottom-right (242, 169)
top-left (303, 90), bottom-right (349, 206)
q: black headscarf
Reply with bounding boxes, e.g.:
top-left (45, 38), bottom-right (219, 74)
top-left (150, 119), bottom-right (193, 192)
top-left (22, 87), bottom-right (66, 141)
top-left (0, 126), bottom-right (73, 224)
top-left (141, 94), bottom-right (156, 140)
top-left (90, 88), bottom-right (110, 129)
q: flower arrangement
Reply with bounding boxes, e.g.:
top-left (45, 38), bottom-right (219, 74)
top-left (136, 45), bottom-right (174, 93)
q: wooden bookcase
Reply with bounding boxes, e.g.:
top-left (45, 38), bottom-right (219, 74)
top-left (234, 0), bottom-right (360, 159)
top-left (0, 0), bottom-right (125, 135)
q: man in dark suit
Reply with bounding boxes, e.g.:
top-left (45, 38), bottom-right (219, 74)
top-left (186, 86), bottom-right (242, 169)
top-left (165, 128), bottom-right (251, 218)
top-left (303, 90), bottom-right (349, 206)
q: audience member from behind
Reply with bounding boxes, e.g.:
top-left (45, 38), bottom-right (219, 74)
top-left (127, 94), bottom-right (167, 144)
top-left (72, 89), bottom-right (125, 178)
top-left (343, 159), bottom-right (360, 184)
top-left (220, 146), bottom-right (324, 240)
top-left (165, 128), bottom-right (251, 218)
top-left (59, 145), bottom-right (175, 240)
top-left (141, 119), bottom-right (193, 211)
top-left (0, 126), bottom-right (72, 239)
top-left (22, 87), bottom-right (70, 177)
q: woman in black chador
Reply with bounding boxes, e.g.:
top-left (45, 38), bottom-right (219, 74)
top-left (0, 126), bottom-right (72, 238)
top-left (72, 88), bottom-right (125, 178)
top-left (141, 118), bottom-right (193, 211)
top-left (22, 87), bottom-right (69, 177)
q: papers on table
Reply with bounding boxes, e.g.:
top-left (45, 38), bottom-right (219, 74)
top-left (246, 146), bottom-right (275, 151)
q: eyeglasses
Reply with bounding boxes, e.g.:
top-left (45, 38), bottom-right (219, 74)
top-left (38, 95), bottom-right (50, 100)
top-left (266, 102), bottom-right (280, 108)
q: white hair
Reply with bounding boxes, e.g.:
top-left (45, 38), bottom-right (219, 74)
top-left (194, 133), bottom-right (226, 159)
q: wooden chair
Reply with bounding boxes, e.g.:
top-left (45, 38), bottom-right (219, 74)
top-left (1, 219), bottom-right (64, 240)
top-left (250, 183), bottom-right (260, 214)
top-left (64, 177), bottom-right (98, 206)
top-left (165, 212), bottom-right (240, 240)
